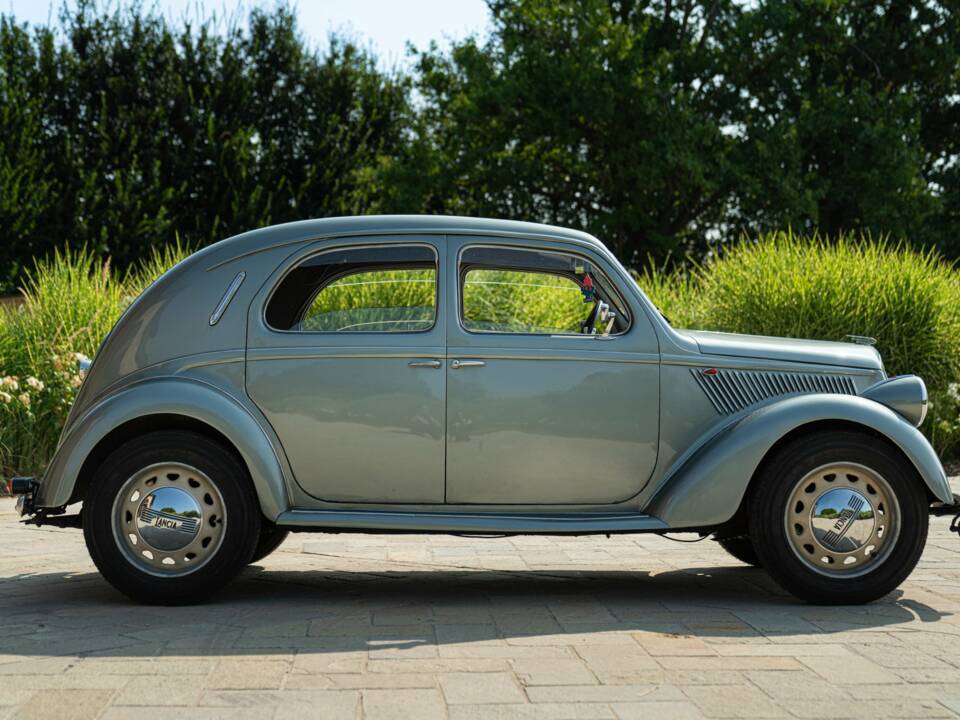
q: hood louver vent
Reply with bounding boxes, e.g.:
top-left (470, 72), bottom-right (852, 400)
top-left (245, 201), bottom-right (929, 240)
top-left (691, 368), bottom-right (857, 415)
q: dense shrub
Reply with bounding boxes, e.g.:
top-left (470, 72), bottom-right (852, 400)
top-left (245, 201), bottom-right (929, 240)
top-left (0, 245), bottom-right (189, 481)
top-left (640, 231), bottom-right (960, 455)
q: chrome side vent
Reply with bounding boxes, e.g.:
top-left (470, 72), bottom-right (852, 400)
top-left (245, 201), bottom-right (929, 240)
top-left (691, 368), bottom-right (857, 415)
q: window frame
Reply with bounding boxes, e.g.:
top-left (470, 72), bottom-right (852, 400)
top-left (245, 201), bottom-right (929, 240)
top-left (263, 242), bottom-right (440, 335)
top-left (456, 243), bottom-right (632, 338)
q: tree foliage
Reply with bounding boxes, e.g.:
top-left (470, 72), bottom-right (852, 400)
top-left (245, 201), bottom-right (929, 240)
top-left (0, 2), bottom-right (413, 291)
top-left (396, 0), bottom-right (747, 263)
top-left (1, 1), bottom-right (959, 290)
top-left (395, 0), bottom-right (960, 262)
top-left (720, 1), bottom-right (960, 249)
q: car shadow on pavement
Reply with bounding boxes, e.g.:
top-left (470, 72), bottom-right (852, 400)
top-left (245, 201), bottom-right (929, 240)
top-left (0, 565), bottom-right (950, 660)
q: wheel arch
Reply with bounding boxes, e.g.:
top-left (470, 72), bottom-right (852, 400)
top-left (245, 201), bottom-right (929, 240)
top-left (38, 379), bottom-right (290, 521)
top-left (644, 394), bottom-right (950, 529)
top-left (73, 414), bottom-right (244, 507)
top-left (733, 419), bottom-right (934, 534)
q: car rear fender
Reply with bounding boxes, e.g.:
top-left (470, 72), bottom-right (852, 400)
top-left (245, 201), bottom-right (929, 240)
top-left (37, 378), bottom-right (289, 520)
top-left (645, 393), bottom-right (950, 529)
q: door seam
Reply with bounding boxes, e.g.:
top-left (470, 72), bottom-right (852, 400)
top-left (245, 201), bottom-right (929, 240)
top-left (443, 233), bottom-right (450, 502)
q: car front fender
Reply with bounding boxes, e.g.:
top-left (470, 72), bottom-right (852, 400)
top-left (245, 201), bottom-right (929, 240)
top-left (645, 393), bottom-right (950, 529)
top-left (37, 378), bottom-right (289, 521)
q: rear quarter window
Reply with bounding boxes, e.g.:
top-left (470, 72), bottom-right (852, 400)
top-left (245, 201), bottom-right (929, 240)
top-left (265, 244), bottom-right (437, 332)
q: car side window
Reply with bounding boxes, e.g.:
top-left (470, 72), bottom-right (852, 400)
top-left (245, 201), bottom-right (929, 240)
top-left (265, 245), bottom-right (437, 332)
top-left (459, 246), bottom-right (630, 335)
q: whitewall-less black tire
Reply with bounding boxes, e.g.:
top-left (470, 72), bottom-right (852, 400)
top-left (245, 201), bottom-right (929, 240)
top-left (750, 430), bottom-right (928, 604)
top-left (250, 525), bottom-right (289, 564)
top-left (83, 430), bottom-right (261, 605)
top-left (716, 535), bottom-right (762, 567)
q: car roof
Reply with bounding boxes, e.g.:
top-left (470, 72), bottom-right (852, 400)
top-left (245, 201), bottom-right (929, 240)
top-left (199, 215), bottom-right (605, 270)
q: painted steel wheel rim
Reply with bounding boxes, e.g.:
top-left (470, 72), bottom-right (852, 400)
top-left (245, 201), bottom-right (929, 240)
top-left (784, 462), bottom-right (900, 578)
top-left (111, 462), bottom-right (226, 577)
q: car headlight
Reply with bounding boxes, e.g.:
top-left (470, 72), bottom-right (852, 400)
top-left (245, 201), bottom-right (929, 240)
top-left (862, 375), bottom-right (928, 427)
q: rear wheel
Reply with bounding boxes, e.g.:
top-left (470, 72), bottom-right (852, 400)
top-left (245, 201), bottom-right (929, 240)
top-left (750, 430), bottom-right (928, 604)
top-left (716, 535), bottom-right (762, 567)
top-left (83, 430), bottom-right (261, 605)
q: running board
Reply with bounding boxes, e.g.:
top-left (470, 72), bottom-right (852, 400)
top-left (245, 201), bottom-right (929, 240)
top-left (275, 509), bottom-right (668, 535)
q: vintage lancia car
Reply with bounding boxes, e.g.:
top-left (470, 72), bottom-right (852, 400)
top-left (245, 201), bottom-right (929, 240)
top-left (10, 216), bottom-right (959, 605)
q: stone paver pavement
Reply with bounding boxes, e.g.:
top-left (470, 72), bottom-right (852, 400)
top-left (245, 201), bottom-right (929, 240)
top-left (1, 482), bottom-right (959, 719)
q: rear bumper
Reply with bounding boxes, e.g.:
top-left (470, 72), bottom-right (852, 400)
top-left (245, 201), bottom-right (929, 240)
top-left (7, 476), bottom-right (37, 517)
top-left (8, 476), bottom-right (81, 527)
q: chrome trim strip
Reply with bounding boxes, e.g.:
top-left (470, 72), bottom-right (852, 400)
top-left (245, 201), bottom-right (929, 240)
top-left (661, 354), bottom-right (873, 375)
top-left (209, 271), bottom-right (246, 326)
top-left (246, 347), bottom-right (658, 364)
top-left (275, 509), bottom-right (668, 533)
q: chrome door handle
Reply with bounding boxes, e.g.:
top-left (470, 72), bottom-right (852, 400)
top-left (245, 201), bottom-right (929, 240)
top-left (408, 359), bottom-right (442, 369)
top-left (450, 359), bottom-right (486, 369)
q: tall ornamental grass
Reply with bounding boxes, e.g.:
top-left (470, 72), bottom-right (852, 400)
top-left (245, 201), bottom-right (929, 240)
top-left (0, 244), bottom-right (190, 482)
top-left (641, 231), bottom-right (960, 455)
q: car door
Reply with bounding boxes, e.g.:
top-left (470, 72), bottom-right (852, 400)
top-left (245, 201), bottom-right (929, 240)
top-left (245, 238), bottom-right (447, 504)
top-left (444, 238), bottom-right (660, 505)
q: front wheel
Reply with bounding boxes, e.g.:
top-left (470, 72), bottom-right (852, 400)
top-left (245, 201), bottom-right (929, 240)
top-left (750, 430), bottom-right (929, 604)
top-left (83, 430), bottom-right (261, 605)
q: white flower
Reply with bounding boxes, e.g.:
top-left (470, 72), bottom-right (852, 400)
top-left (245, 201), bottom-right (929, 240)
top-left (25, 377), bottom-right (44, 392)
top-left (17, 393), bottom-right (29, 408)
top-left (0, 391), bottom-right (11, 404)
top-left (0, 376), bottom-right (18, 391)
top-left (69, 374), bottom-right (83, 389)
top-left (949, 383), bottom-right (960, 403)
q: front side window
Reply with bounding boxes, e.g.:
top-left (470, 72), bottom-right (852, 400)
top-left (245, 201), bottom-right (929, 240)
top-left (266, 245), bottom-right (437, 332)
top-left (459, 246), bottom-right (629, 335)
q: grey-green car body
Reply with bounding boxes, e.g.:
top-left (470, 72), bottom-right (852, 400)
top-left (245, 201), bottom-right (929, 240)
top-left (27, 215), bottom-right (950, 536)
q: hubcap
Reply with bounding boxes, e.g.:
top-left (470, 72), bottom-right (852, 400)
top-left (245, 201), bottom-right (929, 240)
top-left (784, 462), bottom-right (900, 577)
top-left (136, 487), bottom-right (202, 551)
top-left (810, 488), bottom-right (874, 552)
top-left (111, 463), bottom-right (226, 577)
